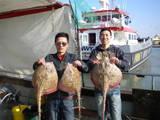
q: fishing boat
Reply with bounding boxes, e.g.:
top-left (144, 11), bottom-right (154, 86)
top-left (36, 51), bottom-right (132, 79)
top-left (152, 34), bottom-right (160, 47)
top-left (78, 0), bottom-right (152, 71)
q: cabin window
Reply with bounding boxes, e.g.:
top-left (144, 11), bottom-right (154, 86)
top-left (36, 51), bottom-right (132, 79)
top-left (112, 14), bottom-right (121, 19)
top-left (107, 15), bottom-right (111, 21)
top-left (114, 32), bottom-right (122, 40)
top-left (95, 16), bottom-right (101, 22)
top-left (81, 34), bottom-right (88, 46)
top-left (129, 34), bottom-right (131, 40)
top-left (102, 15), bottom-right (111, 21)
top-left (132, 35), bottom-right (134, 40)
top-left (84, 17), bottom-right (91, 23)
top-left (93, 16), bottom-right (96, 22)
top-left (89, 33), bottom-right (96, 45)
top-left (102, 16), bottom-right (107, 21)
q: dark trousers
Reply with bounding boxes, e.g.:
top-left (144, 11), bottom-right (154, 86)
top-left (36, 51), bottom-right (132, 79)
top-left (46, 98), bottom-right (74, 120)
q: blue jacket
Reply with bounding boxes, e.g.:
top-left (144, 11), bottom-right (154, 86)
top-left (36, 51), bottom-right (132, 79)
top-left (88, 45), bottom-right (129, 72)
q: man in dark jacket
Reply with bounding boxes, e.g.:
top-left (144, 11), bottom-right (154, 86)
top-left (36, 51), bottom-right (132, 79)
top-left (88, 28), bottom-right (129, 120)
top-left (33, 32), bottom-right (88, 120)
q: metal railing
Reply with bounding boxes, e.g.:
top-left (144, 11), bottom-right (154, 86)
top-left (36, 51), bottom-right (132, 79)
top-left (123, 72), bottom-right (160, 90)
top-left (81, 72), bottom-right (160, 91)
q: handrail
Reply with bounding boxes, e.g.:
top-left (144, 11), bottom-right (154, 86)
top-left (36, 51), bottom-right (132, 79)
top-left (123, 72), bottom-right (160, 90)
top-left (123, 72), bottom-right (160, 77)
top-left (82, 72), bottom-right (160, 91)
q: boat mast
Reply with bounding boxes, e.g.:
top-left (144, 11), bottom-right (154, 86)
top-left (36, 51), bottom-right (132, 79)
top-left (99, 0), bottom-right (109, 10)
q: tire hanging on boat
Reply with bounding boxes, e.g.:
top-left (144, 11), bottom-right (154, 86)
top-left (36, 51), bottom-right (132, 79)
top-left (32, 63), bottom-right (58, 120)
top-left (58, 63), bottom-right (82, 119)
top-left (90, 51), bottom-right (122, 120)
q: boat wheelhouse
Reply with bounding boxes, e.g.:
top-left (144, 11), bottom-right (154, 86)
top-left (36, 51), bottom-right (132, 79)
top-left (79, 0), bottom-right (152, 71)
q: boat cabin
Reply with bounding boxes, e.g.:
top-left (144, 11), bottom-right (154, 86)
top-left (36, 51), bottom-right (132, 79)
top-left (81, 7), bottom-right (131, 27)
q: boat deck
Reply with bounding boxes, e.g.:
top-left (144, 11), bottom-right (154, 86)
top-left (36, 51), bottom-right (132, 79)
top-left (0, 102), bottom-right (99, 120)
top-left (1, 72), bottom-right (160, 120)
top-left (0, 96), bottom-right (150, 120)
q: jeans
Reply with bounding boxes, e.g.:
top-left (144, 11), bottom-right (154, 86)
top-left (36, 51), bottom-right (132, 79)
top-left (95, 86), bottom-right (122, 120)
top-left (46, 98), bottom-right (74, 120)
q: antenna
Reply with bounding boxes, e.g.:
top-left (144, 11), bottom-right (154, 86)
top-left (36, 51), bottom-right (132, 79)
top-left (99, 0), bottom-right (109, 10)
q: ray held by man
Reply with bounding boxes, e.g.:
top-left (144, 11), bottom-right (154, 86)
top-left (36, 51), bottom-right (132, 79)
top-left (91, 51), bottom-right (122, 120)
top-left (59, 63), bottom-right (82, 119)
top-left (32, 63), bottom-right (58, 120)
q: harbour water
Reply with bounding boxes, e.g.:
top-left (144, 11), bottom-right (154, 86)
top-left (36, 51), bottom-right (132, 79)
top-left (131, 47), bottom-right (160, 74)
top-left (82, 47), bottom-right (160, 92)
top-left (122, 47), bottom-right (160, 91)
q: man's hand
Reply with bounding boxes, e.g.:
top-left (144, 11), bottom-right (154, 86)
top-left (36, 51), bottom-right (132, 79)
top-left (91, 59), bottom-right (100, 64)
top-left (37, 58), bottom-right (46, 65)
top-left (110, 57), bottom-right (120, 64)
top-left (72, 60), bottom-right (82, 67)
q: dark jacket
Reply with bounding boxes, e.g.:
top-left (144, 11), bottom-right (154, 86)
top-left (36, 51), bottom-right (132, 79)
top-left (33, 52), bottom-right (88, 99)
top-left (88, 45), bottom-right (129, 89)
top-left (88, 45), bottom-right (129, 72)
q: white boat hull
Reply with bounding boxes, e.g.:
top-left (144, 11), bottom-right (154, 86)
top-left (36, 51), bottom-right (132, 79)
top-left (80, 39), bottom-right (152, 71)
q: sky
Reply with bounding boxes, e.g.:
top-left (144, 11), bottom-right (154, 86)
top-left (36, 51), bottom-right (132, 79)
top-left (60, 0), bottom-right (160, 37)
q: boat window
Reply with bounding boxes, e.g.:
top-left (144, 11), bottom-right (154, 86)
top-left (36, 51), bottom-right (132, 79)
top-left (95, 16), bottom-right (101, 22)
top-left (129, 34), bottom-right (131, 40)
top-left (102, 15), bottom-right (111, 21)
top-left (102, 15), bottom-right (107, 21)
top-left (107, 15), bottom-right (111, 21)
top-left (89, 33), bottom-right (96, 45)
top-left (112, 14), bottom-right (121, 19)
top-left (114, 32), bottom-right (122, 40)
top-left (132, 35), bottom-right (134, 40)
top-left (81, 34), bottom-right (88, 46)
top-left (84, 17), bottom-right (91, 23)
top-left (92, 16), bottom-right (96, 22)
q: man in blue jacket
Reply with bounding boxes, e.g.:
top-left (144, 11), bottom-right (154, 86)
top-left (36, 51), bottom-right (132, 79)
top-left (88, 28), bottom-right (129, 120)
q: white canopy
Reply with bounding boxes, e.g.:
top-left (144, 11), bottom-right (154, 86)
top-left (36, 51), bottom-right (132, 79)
top-left (0, 1), bottom-right (78, 79)
top-left (0, 0), bottom-right (56, 13)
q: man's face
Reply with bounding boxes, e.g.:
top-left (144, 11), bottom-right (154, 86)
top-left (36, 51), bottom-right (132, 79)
top-left (55, 37), bottom-right (68, 55)
top-left (100, 30), bottom-right (111, 45)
